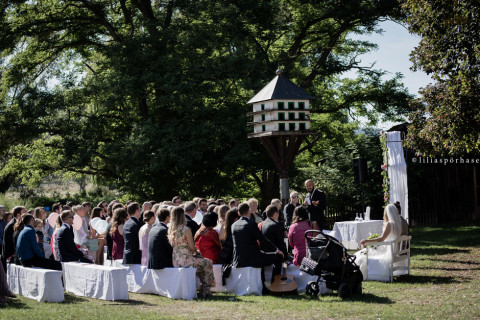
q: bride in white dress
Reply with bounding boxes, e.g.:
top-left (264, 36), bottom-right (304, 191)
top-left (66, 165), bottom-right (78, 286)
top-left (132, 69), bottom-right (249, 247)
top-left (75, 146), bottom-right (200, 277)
top-left (354, 204), bottom-right (402, 281)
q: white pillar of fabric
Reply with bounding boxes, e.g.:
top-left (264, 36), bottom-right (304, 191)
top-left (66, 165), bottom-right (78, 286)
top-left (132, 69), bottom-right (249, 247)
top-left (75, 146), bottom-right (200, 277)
top-left (386, 131), bottom-right (409, 222)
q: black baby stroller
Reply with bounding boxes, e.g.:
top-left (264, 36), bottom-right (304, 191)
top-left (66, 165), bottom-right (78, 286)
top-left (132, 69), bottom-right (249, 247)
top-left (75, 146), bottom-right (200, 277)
top-left (299, 230), bottom-right (363, 299)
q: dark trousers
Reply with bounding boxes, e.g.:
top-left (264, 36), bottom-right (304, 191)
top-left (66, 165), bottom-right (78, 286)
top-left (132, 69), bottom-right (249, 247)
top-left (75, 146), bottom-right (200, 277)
top-left (259, 252), bottom-right (283, 286)
top-left (21, 257), bottom-right (62, 271)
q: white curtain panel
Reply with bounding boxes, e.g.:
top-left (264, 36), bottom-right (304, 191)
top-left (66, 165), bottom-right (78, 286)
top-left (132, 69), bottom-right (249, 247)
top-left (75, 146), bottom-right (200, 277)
top-left (386, 131), bottom-right (409, 222)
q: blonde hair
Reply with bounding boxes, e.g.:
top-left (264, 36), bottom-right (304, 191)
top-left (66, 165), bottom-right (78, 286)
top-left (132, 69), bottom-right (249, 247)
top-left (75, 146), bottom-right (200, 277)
top-left (247, 198), bottom-right (258, 207)
top-left (167, 207), bottom-right (187, 242)
top-left (34, 218), bottom-right (44, 228)
top-left (271, 199), bottom-right (282, 207)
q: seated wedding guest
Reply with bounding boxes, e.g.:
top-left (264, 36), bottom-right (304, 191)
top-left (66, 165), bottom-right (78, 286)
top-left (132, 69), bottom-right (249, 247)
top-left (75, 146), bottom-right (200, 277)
top-left (288, 206), bottom-right (316, 266)
top-left (214, 205), bottom-right (229, 235)
top-left (33, 207), bottom-right (53, 251)
top-left (16, 214), bottom-right (62, 270)
top-left (139, 210), bottom-right (155, 266)
top-left (3, 212), bottom-right (13, 225)
top-left (86, 207), bottom-right (103, 264)
top-left (168, 207), bottom-right (215, 298)
top-left (55, 210), bottom-right (93, 263)
top-left (34, 219), bottom-right (45, 257)
top-left (147, 208), bottom-right (173, 269)
top-left (2, 206), bottom-right (26, 269)
top-left (0, 206), bottom-right (6, 260)
top-left (194, 212), bottom-right (221, 264)
top-left (232, 203), bottom-right (283, 291)
top-left (217, 208), bottom-right (238, 265)
top-left (123, 202), bottom-right (142, 264)
top-left (247, 198), bottom-right (263, 224)
top-left (172, 196), bottom-right (182, 207)
top-left (110, 207), bottom-right (128, 260)
top-left (261, 205), bottom-right (289, 259)
top-left (184, 201), bottom-right (200, 236)
top-left (50, 216), bottom-right (63, 261)
top-left (394, 201), bottom-right (409, 236)
top-left (284, 191), bottom-right (301, 230)
top-left (194, 198), bottom-right (207, 225)
top-left (13, 212), bottom-right (29, 264)
top-left (72, 205), bottom-right (89, 246)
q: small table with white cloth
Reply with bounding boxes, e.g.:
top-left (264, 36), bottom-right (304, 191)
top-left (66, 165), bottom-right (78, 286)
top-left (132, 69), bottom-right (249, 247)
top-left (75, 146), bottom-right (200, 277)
top-left (331, 220), bottom-right (384, 250)
top-left (62, 262), bottom-right (129, 300)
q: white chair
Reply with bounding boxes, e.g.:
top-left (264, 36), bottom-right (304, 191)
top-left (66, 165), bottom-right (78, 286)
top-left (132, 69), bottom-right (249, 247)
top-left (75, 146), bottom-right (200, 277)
top-left (365, 235), bottom-right (411, 282)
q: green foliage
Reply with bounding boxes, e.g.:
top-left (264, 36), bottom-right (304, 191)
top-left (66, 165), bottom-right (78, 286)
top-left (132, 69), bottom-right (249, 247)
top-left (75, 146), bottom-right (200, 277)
top-left (0, 0), bottom-right (412, 202)
top-left (402, 0), bottom-right (480, 155)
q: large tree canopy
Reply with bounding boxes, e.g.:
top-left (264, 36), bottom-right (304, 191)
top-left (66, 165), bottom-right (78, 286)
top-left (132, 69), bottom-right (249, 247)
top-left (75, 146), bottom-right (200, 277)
top-left (0, 0), bottom-right (411, 200)
top-left (403, 0), bottom-right (480, 155)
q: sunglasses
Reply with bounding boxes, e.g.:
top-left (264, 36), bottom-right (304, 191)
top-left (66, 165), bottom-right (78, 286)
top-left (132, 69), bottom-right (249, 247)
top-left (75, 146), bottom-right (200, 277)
top-left (291, 196), bottom-right (299, 199)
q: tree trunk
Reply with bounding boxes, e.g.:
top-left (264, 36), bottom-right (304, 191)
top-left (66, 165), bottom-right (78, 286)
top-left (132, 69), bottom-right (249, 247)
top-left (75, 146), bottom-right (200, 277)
top-left (259, 170), bottom-right (279, 211)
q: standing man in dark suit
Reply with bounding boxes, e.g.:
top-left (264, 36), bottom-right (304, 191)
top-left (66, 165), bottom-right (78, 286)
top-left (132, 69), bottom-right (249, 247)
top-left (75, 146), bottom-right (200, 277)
top-left (147, 208), bottom-right (173, 269)
top-left (304, 179), bottom-right (326, 230)
top-left (232, 203), bottom-right (283, 292)
top-left (260, 205), bottom-right (289, 259)
top-left (184, 201), bottom-right (200, 236)
top-left (2, 206), bottom-right (26, 270)
top-left (123, 202), bottom-right (142, 264)
top-left (56, 210), bottom-right (93, 263)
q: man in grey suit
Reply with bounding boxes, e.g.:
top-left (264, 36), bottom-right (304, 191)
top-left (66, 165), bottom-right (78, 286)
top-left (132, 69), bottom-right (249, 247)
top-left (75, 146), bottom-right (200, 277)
top-left (123, 202), bottom-right (142, 264)
top-left (147, 208), bottom-right (173, 269)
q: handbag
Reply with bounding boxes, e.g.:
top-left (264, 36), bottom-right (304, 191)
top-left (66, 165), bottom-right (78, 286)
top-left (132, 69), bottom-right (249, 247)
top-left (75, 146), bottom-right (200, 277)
top-left (299, 257), bottom-right (319, 275)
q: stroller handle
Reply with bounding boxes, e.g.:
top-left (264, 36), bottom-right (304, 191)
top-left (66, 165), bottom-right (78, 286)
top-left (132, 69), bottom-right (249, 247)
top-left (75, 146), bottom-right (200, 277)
top-left (304, 229), bottom-right (336, 242)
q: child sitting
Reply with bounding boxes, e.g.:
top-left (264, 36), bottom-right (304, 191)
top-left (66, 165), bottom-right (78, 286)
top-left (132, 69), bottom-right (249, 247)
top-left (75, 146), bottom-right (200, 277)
top-left (34, 218), bottom-right (46, 257)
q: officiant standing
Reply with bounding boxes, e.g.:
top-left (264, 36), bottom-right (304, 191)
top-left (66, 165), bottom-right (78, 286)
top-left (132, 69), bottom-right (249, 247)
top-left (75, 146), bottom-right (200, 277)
top-left (304, 179), bottom-right (326, 230)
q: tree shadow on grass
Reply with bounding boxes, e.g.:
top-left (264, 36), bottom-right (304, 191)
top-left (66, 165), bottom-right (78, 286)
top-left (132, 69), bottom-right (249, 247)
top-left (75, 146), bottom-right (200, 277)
top-left (411, 247), bottom-right (470, 256)
top-left (395, 274), bottom-right (459, 285)
top-left (101, 299), bottom-right (155, 306)
top-left (64, 294), bottom-right (89, 303)
top-left (1, 297), bottom-right (29, 309)
top-left (415, 258), bottom-right (480, 265)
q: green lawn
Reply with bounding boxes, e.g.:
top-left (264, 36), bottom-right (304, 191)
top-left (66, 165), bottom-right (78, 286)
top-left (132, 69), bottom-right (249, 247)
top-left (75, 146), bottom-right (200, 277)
top-left (2, 223), bottom-right (479, 320)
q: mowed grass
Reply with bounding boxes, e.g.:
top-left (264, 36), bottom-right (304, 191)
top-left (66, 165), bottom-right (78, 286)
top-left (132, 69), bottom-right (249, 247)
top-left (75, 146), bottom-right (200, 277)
top-left (2, 223), bottom-right (479, 320)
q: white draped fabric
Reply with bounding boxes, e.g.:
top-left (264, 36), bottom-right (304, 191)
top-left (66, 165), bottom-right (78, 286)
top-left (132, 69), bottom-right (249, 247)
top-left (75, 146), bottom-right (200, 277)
top-left (7, 264), bottom-right (64, 302)
top-left (331, 220), bottom-right (384, 250)
top-left (387, 131), bottom-right (409, 222)
top-left (63, 262), bottom-right (129, 300)
top-left (107, 259), bottom-right (262, 298)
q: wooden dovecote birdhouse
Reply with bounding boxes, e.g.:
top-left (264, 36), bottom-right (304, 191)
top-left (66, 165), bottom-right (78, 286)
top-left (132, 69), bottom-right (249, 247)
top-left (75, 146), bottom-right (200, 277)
top-left (246, 69), bottom-right (314, 204)
top-left (247, 69), bottom-right (313, 138)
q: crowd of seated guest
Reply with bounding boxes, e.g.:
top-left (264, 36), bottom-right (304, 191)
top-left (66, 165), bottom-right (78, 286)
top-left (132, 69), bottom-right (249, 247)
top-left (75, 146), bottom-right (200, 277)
top-left (3, 180), bottom-right (402, 300)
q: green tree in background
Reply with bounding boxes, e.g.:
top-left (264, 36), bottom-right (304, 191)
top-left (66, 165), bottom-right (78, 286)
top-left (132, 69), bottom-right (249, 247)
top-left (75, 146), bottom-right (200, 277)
top-left (0, 0), bottom-right (411, 202)
top-left (402, 0), bottom-right (480, 155)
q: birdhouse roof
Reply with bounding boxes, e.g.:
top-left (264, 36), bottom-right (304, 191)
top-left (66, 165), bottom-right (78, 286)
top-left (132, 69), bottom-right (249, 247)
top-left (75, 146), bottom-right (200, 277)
top-left (247, 74), bottom-right (314, 104)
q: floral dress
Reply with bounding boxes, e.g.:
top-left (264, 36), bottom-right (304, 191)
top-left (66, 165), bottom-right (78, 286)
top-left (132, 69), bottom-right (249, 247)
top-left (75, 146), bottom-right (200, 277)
top-left (170, 225), bottom-right (215, 293)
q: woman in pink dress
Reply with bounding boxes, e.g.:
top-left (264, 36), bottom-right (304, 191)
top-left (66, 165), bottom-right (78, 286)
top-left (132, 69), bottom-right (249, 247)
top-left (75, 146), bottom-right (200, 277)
top-left (288, 206), bottom-right (317, 266)
top-left (139, 211), bottom-right (155, 266)
top-left (110, 208), bottom-right (128, 260)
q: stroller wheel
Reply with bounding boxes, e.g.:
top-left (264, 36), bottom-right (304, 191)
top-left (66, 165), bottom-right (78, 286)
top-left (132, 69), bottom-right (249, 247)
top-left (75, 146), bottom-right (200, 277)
top-left (338, 283), bottom-right (352, 299)
top-left (305, 281), bottom-right (320, 297)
